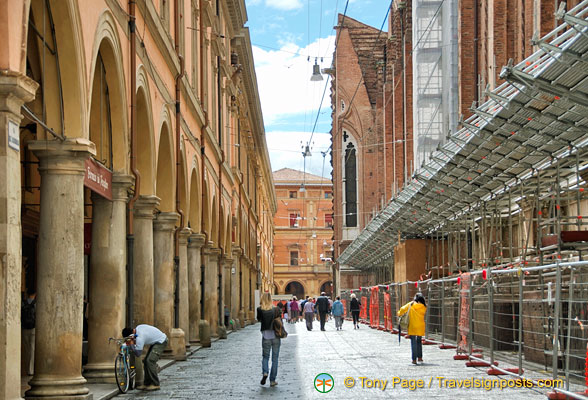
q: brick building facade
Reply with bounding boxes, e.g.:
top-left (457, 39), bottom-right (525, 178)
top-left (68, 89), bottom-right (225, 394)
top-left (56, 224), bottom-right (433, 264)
top-left (330, 0), bottom-right (584, 287)
top-left (272, 168), bottom-right (334, 298)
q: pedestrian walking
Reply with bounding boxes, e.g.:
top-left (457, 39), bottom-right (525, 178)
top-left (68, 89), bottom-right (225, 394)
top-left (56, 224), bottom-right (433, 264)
top-left (257, 292), bottom-right (281, 387)
top-left (315, 292), bottom-right (330, 331)
top-left (290, 297), bottom-right (300, 323)
top-left (332, 296), bottom-right (344, 330)
top-left (303, 299), bottom-right (315, 331)
top-left (350, 293), bottom-right (361, 329)
top-left (397, 293), bottom-right (427, 365)
top-left (122, 324), bottom-right (168, 390)
top-left (286, 299), bottom-right (292, 323)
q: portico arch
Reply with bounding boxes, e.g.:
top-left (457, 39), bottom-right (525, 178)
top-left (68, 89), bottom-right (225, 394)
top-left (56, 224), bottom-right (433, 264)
top-left (88, 11), bottom-right (128, 172)
top-left (156, 119), bottom-right (175, 212)
top-left (284, 281), bottom-right (306, 299)
top-left (136, 68), bottom-right (155, 195)
top-left (188, 165), bottom-right (201, 230)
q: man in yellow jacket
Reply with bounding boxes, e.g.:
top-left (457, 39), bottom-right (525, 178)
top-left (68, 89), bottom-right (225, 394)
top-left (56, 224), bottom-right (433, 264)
top-left (397, 293), bottom-right (427, 364)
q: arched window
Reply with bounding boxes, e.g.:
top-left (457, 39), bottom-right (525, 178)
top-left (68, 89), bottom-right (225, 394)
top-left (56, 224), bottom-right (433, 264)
top-left (344, 141), bottom-right (357, 227)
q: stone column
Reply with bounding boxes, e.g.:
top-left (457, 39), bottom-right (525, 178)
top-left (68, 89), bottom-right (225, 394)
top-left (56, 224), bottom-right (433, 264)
top-left (221, 255), bottom-right (233, 323)
top-left (203, 245), bottom-right (221, 336)
top-left (231, 247), bottom-right (242, 323)
top-left (153, 212), bottom-right (179, 341)
top-left (240, 256), bottom-right (250, 325)
top-left (249, 263), bottom-right (256, 322)
top-left (26, 138), bottom-right (95, 400)
top-left (84, 174), bottom-right (134, 383)
top-left (187, 233), bottom-right (205, 343)
top-left (177, 228), bottom-right (191, 350)
top-left (132, 195), bottom-right (160, 326)
top-left (218, 255), bottom-right (232, 339)
top-left (0, 72), bottom-right (37, 400)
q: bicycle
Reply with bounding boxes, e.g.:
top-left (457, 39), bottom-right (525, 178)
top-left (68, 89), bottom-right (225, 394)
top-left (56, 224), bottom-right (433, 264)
top-left (109, 336), bottom-right (136, 393)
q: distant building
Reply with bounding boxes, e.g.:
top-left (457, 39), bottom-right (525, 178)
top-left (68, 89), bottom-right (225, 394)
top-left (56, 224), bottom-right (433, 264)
top-left (272, 168), bottom-right (334, 298)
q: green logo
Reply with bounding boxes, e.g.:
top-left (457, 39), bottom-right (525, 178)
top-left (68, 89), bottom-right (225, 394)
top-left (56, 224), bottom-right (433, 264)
top-left (314, 373), bottom-right (334, 393)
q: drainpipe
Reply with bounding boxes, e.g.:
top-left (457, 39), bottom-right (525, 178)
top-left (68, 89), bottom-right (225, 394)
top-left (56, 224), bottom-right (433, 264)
top-left (127, 0), bottom-right (140, 327)
top-left (200, 0), bottom-right (209, 318)
top-left (401, 6), bottom-right (408, 187)
top-left (174, 0), bottom-right (185, 329)
top-left (218, 149), bottom-right (224, 326)
top-left (474, 0), bottom-right (479, 104)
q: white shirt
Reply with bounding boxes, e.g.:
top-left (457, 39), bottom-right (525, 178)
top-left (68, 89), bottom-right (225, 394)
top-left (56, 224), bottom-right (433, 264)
top-left (134, 324), bottom-right (167, 351)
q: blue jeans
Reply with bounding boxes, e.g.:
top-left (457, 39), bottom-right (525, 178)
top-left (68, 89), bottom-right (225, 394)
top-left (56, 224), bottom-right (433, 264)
top-left (262, 338), bottom-right (281, 382)
top-left (410, 336), bottom-right (422, 361)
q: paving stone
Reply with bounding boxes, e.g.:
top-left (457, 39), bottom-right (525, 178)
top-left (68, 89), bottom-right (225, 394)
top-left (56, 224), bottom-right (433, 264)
top-left (113, 318), bottom-right (576, 399)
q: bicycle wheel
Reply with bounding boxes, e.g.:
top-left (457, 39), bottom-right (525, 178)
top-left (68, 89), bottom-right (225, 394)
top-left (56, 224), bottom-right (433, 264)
top-left (114, 353), bottom-right (130, 393)
top-left (127, 355), bottom-right (136, 390)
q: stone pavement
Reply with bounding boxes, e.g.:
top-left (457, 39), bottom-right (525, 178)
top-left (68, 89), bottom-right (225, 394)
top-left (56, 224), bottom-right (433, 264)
top-left (110, 318), bottom-right (573, 399)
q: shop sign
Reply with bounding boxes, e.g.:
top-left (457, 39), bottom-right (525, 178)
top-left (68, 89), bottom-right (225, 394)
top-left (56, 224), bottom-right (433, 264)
top-left (8, 120), bottom-right (19, 151)
top-left (84, 158), bottom-right (112, 200)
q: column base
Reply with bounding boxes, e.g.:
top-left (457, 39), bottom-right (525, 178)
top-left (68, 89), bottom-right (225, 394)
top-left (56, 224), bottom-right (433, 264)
top-left (169, 328), bottom-right (186, 361)
top-left (198, 320), bottom-right (211, 347)
top-left (25, 376), bottom-right (91, 400)
top-left (238, 311), bottom-right (246, 328)
top-left (83, 362), bottom-right (115, 383)
top-left (218, 325), bottom-right (227, 339)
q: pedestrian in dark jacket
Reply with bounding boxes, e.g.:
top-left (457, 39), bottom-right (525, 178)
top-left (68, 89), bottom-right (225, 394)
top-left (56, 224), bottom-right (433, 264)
top-left (257, 292), bottom-right (281, 387)
top-left (350, 293), bottom-right (361, 329)
top-left (315, 292), bottom-right (330, 331)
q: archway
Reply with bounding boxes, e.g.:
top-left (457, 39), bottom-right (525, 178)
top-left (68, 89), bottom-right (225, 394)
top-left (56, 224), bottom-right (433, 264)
top-left (156, 121), bottom-right (174, 212)
top-left (320, 281), bottom-right (333, 297)
top-left (136, 77), bottom-right (155, 195)
top-left (188, 166), bottom-right (201, 230)
top-left (88, 22), bottom-right (127, 172)
top-left (285, 281), bottom-right (305, 299)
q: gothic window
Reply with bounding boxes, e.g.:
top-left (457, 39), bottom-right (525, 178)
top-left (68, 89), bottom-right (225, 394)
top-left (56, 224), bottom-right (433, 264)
top-left (344, 142), bottom-right (357, 227)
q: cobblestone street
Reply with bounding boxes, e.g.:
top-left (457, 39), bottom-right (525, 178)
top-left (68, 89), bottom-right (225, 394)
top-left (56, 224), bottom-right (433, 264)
top-left (113, 318), bottom-right (566, 399)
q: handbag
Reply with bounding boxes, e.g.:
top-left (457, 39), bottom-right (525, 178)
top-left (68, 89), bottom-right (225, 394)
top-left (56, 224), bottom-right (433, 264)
top-left (273, 308), bottom-right (288, 339)
top-left (399, 301), bottom-right (413, 331)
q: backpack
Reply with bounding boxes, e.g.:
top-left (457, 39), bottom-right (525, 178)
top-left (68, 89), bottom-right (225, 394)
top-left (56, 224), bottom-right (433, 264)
top-left (273, 308), bottom-right (288, 339)
top-left (399, 302), bottom-right (413, 331)
top-left (22, 298), bottom-right (36, 329)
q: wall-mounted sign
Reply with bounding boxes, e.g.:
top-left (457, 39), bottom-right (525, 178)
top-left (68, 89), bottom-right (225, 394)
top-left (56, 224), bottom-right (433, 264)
top-left (8, 120), bottom-right (19, 151)
top-left (84, 158), bottom-right (112, 200)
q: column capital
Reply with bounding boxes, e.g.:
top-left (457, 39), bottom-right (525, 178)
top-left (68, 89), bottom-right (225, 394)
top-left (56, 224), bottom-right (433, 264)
top-left (0, 71), bottom-right (38, 115)
top-left (221, 256), bottom-right (234, 267)
top-left (203, 246), bottom-right (221, 258)
top-left (188, 233), bottom-right (206, 248)
top-left (153, 212), bottom-right (179, 231)
top-left (232, 246), bottom-right (243, 258)
top-left (29, 138), bottom-right (96, 175)
top-left (178, 227), bottom-right (192, 245)
top-left (134, 195), bottom-right (161, 219)
top-left (112, 174), bottom-right (135, 201)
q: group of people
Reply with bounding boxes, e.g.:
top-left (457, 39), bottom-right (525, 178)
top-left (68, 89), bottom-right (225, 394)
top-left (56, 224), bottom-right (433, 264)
top-left (257, 291), bottom-right (428, 387)
top-left (117, 290), bottom-right (427, 392)
top-left (276, 293), bottom-right (345, 331)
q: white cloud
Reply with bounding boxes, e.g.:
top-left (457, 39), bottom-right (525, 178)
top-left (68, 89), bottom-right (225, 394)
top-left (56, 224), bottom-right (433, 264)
top-left (253, 35), bottom-right (335, 128)
top-left (266, 131), bottom-right (332, 177)
top-left (265, 0), bottom-right (304, 10)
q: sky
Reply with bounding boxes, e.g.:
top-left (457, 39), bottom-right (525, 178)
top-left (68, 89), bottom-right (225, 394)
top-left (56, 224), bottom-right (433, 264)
top-left (244, 0), bottom-right (388, 177)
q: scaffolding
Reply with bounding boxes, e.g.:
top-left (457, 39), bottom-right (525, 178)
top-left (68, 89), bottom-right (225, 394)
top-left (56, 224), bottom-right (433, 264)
top-left (412, 0), bottom-right (459, 168)
top-left (338, 0), bottom-right (588, 272)
top-left (337, 3), bottom-right (588, 396)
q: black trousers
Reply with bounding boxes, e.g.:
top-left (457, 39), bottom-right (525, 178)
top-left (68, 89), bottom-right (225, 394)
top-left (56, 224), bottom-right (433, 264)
top-left (352, 310), bottom-right (360, 325)
top-left (319, 312), bottom-right (327, 330)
